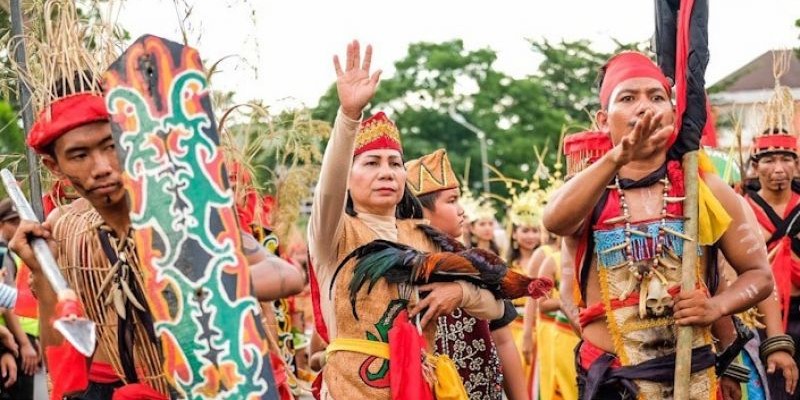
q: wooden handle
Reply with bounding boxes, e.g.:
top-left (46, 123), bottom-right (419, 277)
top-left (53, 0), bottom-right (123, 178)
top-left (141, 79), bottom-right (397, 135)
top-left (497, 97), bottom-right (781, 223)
top-left (674, 150), bottom-right (698, 398)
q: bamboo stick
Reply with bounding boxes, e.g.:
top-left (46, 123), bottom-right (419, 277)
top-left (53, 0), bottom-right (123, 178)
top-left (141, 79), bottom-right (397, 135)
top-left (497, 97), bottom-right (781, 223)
top-left (673, 150), bottom-right (699, 398)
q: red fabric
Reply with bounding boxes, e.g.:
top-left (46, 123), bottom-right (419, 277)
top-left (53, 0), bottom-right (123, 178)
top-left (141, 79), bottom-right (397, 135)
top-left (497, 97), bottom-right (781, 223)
top-left (354, 136), bottom-right (402, 157)
top-left (54, 298), bottom-right (85, 321)
top-left (112, 383), bottom-right (168, 400)
top-left (230, 162), bottom-right (275, 232)
top-left (573, 222), bottom-right (591, 307)
top-left (579, 286), bottom-right (682, 328)
top-left (354, 112), bottom-right (402, 156)
top-left (388, 310), bottom-right (433, 400)
top-left (88, 362), bottom-right (121, 384)
top-left (311, 373), bottom-right (324, 400)
top-left (579, 340), bottom-right (621, 371)
top-left (235, 190), bottom-right (274, 234)
top-left (700, 98), bottom-right (717, 147)
top-left (563, 131), bottom-right (613, 156)
top-left (599, 52), bottom-right (672, 109)
top-left (307, 258), bottom-right (329, 343)
top-left (228, 162), bottom-right (253, 186)
top-left (42, 194), bottom-right (57, 219)
top-left (269, 353), bottom-right (294, 400)
top-left (669, 0), bottom-right (696, 149)
top-left (666, 161), bottom-right (685, 202)
top-left (42, 179), bottom-right (75, 218)
top-left (89, 362), bottom-right (167, 400)
top-left (236, 190), bottom-right (260, 235)
top-left (261, 195), bottom-right (275, 228)
top-left (28, 93), bottom-right (109, 154)
top-left (46, 341), bottom-right (89, 400)
top-left (752, 134), bottom-right (799, 154)
top-left (13, 264), bottom-right (38, 319)
top-left (746, 193), bottom-right (800, 331)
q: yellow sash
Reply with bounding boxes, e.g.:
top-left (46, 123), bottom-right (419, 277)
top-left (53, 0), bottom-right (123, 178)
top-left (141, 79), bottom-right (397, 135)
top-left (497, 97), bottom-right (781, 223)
top-left (698, 150), bottom-right (732, 245)
top-left (326, 338), bottom-right (468, 400)
top-left (326, 338), bottom-right (390, 360)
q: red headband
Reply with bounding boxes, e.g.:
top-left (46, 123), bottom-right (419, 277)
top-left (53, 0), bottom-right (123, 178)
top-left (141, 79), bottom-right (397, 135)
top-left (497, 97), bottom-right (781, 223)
top-left (599, 52), bottom-right (672, 109)
top-left (354, 112), bottom-right (403, 157)
top-left (27, 93), bottom-right (109, 154)
top-left (752, 134), bottom-right (798, 156)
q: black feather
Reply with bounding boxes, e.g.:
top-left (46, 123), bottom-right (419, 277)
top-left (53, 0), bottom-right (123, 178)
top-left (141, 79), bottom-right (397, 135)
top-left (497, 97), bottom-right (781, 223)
top-left (337, 237), bottom-right (515, 319)
top-left (345, 241), bottom-right (423, 319)
top-left (330, 240), bottom-right (412, 296)
top-left (417, 224), bottom-right (465, 252)
top-left (459, 248), bottom-right (508, 285)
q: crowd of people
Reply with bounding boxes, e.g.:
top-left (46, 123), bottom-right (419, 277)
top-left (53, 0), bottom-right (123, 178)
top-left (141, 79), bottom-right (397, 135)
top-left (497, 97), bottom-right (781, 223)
top-left (0, 2), bottom-right (798, 399)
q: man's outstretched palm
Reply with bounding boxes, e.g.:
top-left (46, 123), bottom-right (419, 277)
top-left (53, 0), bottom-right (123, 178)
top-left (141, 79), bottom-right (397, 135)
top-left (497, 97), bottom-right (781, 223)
top-left (334, 40), bottom-right (382, 120)
top-left (611, 110), bottom-right (674, 166)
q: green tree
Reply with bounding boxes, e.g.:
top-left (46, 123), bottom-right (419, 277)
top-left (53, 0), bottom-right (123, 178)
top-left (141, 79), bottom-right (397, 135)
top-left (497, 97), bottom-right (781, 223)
top-left (222, 104), bottom-right (329, 239)
top-left (0, 100), bottom-right (24, 198)
top-left (529, 39), bottom-right (608, 125)
top-left (313, 40), bottom-right (567, 197)
top-left (312, 39), bottom-right (632, 196)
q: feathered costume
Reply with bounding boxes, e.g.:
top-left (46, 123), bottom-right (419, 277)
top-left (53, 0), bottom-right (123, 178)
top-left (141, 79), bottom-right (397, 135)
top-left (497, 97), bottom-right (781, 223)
top-left (335, 225), bottom-right (553, 320)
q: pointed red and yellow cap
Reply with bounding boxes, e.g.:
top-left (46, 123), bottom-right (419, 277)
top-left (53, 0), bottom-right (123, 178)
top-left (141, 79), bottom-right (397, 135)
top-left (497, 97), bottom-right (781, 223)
top-left (354, 112), bottom-right (402, 156)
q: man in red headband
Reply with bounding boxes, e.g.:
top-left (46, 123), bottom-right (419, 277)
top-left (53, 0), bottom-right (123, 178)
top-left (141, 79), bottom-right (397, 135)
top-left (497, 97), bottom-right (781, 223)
top-left (11, 75), bottom-right (174, 399)
top-left (543, 52), bottom-right (773, 399)
top-left (10, 75), bottom-right (306, 399)
top-left (743, 127), bottom-right (800, 399)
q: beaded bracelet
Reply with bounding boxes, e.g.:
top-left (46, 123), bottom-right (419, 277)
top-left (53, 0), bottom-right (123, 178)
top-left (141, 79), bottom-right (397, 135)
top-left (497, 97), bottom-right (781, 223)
top-left (760, 334), bottom-right (796, 361)
top-left (722, 362), bottom-right (751, 383)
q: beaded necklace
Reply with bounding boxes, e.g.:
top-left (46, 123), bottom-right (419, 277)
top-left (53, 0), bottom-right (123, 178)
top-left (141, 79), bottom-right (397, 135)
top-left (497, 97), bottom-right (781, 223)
top-left (612, 174), bottom-right (688, 318)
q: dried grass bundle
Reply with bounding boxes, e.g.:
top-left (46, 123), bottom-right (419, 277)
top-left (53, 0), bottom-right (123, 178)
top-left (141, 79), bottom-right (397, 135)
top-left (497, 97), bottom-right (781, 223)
top-left (762, 49), bottom-right (795, 134)
top-left (1, 0), bottom-right (122, 195)
top-left (7, 0), bottom-right (120, 114)
top-left (219, 102), bottom-right (330, 243)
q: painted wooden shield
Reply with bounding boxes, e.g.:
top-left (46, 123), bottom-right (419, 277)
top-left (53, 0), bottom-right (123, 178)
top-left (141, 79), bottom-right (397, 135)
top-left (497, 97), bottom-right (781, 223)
top-left (103, 34), bottom-right (278, 399)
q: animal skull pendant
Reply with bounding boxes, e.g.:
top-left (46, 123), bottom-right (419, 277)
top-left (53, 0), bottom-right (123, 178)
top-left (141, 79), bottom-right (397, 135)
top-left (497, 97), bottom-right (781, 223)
top-left (644, 277), bottom-right (673, 318)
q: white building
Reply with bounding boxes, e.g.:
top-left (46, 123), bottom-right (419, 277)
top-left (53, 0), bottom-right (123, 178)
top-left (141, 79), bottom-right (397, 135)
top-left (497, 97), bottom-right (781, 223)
top-left (709, 50), bottom-right (800, 151)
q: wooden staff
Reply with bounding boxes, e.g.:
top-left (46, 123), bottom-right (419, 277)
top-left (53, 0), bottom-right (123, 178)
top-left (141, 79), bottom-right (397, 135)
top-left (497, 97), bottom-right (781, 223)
top-left (674, 150), bottom-right (698, 399)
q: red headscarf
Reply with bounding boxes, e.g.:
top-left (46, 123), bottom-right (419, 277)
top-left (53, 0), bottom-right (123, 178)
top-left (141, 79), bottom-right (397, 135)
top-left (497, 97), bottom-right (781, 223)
top-left (599, 52), bottom-right (672, 110)
top-left (28, 93), bottom-right (109, 154)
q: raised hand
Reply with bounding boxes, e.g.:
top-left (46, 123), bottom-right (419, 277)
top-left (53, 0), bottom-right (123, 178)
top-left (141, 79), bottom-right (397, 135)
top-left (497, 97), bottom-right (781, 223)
top-left (609, 110), bottom-right (674, 166)
top-left (333, 40), bottom-right (382, 120)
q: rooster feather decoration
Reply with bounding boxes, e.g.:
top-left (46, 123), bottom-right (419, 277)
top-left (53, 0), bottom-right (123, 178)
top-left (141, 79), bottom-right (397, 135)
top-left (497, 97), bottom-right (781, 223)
top-left (331, 224), bottom-right (554, 319)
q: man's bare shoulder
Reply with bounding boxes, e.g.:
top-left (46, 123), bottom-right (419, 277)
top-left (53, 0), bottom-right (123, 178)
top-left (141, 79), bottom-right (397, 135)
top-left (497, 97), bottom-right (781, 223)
top-left (703, 174), bottom-right (743, 215)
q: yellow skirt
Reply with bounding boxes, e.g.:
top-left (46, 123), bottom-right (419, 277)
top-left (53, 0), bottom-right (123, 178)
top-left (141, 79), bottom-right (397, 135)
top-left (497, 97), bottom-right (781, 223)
top-left (536, 313), bottom-right (579, 400)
